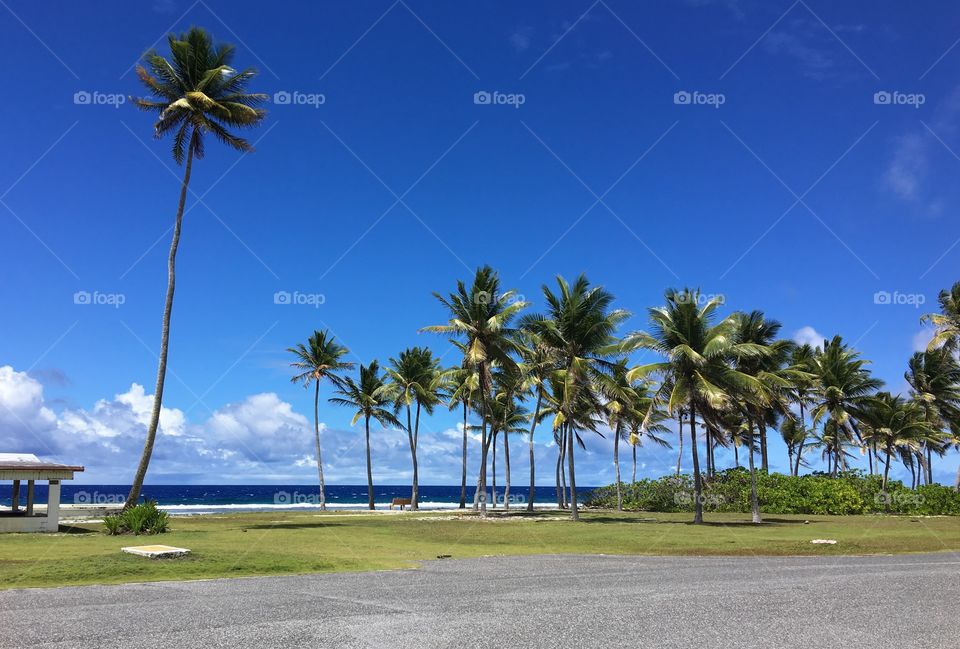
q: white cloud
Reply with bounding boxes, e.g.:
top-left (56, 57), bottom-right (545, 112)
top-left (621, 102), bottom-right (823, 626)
top-left (884, 133), bottom-right (927, 200)
top-left (509, 28), bottom-right (532, 52)
top-left (912, 326), bottom-right (935, 352)
top-left (763, 29), bottom-right (835, 80)
top-left (0, 366), bottom-right (59, 453)
top-left (883, 85), bottom-right (960, 213)
top-left (0, 364), bottom-right (683, 486)
top-left (793, 325), bottom-right (826, 349)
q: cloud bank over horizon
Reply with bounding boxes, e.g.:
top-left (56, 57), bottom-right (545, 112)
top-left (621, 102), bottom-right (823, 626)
top-left (0, 364), bottom-right (670, 486)
top-left (2, 364), bottom-right (955, 488)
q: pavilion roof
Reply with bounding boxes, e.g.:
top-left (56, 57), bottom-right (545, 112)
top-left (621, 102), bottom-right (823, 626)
top-left (0, 453), bottom-right (84, 479)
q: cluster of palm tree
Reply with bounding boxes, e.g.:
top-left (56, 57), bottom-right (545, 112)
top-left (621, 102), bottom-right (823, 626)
top-left (287, 273), bottom-right (960, 523)
top-left (118, 27), bottom-right (959, 519)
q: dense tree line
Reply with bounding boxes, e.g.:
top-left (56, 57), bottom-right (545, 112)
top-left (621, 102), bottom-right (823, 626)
top-left (289, 270), bottom-right (960, 522)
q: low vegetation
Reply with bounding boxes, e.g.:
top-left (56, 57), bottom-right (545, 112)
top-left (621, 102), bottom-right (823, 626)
top-left (102, 501), bottom-right (169, 535)
top-left (585, 470), bottom-right (960, 515)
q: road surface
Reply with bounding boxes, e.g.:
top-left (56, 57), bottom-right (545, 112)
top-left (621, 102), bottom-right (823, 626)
top-left (2, 553), bottom-right (958, 648)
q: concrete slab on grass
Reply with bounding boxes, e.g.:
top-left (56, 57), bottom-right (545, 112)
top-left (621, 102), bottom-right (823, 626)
top-left (121, 545), bottom-right (190, 558)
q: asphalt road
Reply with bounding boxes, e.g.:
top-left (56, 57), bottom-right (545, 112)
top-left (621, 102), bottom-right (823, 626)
top-left (2, 553), bottom-right (958, 648)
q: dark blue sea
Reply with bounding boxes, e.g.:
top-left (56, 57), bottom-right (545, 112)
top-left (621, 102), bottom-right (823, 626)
top-left (0, 484), bottom-right (595, 514)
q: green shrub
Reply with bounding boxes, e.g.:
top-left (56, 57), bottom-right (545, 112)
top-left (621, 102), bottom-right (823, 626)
top-left (103, 500), bottom-right (170, 535)
top-left (584, 469), bottom-right (960, 516)
top-left (102, 515), bottom-right (124, 535)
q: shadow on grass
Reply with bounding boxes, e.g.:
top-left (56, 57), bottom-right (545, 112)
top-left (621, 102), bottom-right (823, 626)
top-left (58, 524), bottom-right (99, 534)
top-left (581, 516), bottom-right (661, 524)
top-left (676, 518), bottom-right (815, 527)
top-left (243, 522), bottom-right (346, 530)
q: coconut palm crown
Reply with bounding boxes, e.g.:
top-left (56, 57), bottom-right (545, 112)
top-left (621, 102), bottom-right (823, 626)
top-left (133, 26), bottom-right (267, 164)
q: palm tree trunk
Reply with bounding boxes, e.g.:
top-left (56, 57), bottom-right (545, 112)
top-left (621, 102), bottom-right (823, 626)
top-left (473, 467), bottom-right (482, 508)
top-left (614, 421), bottom-right (622, 511)
top-left (567, 424), bottom-right (579, 521)
top-left (734, 442), bottom-right (739, 469)
top-left (491, 430), bottom-right (498, 508)
top-left (760, 422), bottom-right (769, 472)
top-left (558, 427), bottom-right (568, 508)
top-left (475, 430), bottom-right (494, 510)
top-left (787, 446), bottom-right (794, 476)
top-left (676, 413), bottom-right (683, 477)
top-left (477, 372), bottom-right (491, 516)
top-left (747, 418), bottom-right (761, 524)
top-left (405, 402), bottom-right (417, 511)
top-left (796, 401), bottom-right (807, 477)
top-left (882, 443), bottom-right (893, 508)
top-left (954, 459), bottom-right (959, 491)
top-left (707, 428), bottom-right (716, 478)
top-left (411, 401), bottom-right (421, 510)
top-left (527, 390), bottom-right (541, 512)
top-left (503, 430), bottom-right (511, 510)
top-left (926, 446), bottom-right (933, 485)
top-left (555, 435), bottom-right (564, 508)
top-left (794, 438), bottom-right (805, 476)
top-left (365, 414), bottom-right (374, 510)
top-left (631, 442), bottom-right (637, 483)
top-left (314, 381), bottom-right (327, 510)
top-left (125, 145), bottom-right (194, 509)
top-left (460, 399), bottom-right (468, 509)
top-left (688, 402), bottom-right (703, 524)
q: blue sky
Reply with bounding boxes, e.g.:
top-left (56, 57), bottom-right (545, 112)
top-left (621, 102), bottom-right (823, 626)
top-left (1, 0), bottom-right (958, 485)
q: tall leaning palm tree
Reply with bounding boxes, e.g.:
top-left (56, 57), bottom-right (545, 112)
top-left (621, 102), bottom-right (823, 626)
top-left (329, 360), bottom-right (400, 509)
top-left (288, 330), bottom-right (354, 510)
top-left (125, 28), bottom-right (266, 508)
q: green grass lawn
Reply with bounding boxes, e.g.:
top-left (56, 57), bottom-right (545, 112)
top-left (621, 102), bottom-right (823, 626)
top-left (1, 509), bottom-right (958, 590)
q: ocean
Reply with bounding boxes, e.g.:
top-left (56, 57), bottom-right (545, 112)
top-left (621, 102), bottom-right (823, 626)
top-left (0, 484), bottom-right (596, 514)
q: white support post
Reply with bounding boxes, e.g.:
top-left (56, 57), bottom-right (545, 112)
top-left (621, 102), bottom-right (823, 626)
top-left (26, 480), bottom-right (35, 516)
top-left (46, 480), bottom-right (61, 531)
